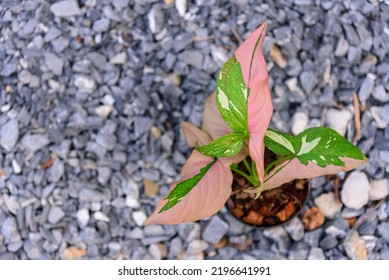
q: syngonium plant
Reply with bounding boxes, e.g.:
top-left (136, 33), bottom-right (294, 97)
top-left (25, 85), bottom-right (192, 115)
top-left (144, 22), bottom-right (367, 225)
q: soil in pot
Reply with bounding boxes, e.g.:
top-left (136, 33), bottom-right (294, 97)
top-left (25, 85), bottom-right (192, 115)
top-left (226, 151), bottom-right (310, 227)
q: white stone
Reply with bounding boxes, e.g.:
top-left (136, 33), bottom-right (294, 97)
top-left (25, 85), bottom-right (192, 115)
top-left (110, 52), bottom-right (127, 64)
top-left (341, 171), bottom-right (370, 210)
top-left (77, 208), bottom-right (90, 227)
top-left (74, 76), bottom-right (96, 93)
top-left (369, 179), bottom-right (389, 201)
top-left (125, 195), bottom-right (140, 209)
top-left (93, 211), bottom-right (110, 222)
top-left (344, 231), bottom-right (367, 260)
top-left (291, 111), bottom-right (309, 135)
top-left (187, 240), bottom-right (209, 255)
top-left (95, 105), bottom-right (112, 118)
top-left (175, 0), bottom-right (187, 17)
top-left (132, 211), bottom-right (147, 226)
top-left (12, 159), bottom-right (21, 174)
top-left (326, 108), bottom-right (352, 136)
top-left (371, 106), bottom-right (387, 129)
top-left (286, 77), bottom-right (298, 92)
top-left (103, 94), bottom-right (115, 106)
top-left (314, 192), bottom-right (342, 218)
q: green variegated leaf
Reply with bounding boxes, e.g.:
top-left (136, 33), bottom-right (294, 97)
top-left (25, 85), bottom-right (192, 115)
top-left (216, 56), bottom-right (249, 133)
top-left (196, 132), bottom-right (245, 158)
top-left (159, 159), bottom-right (217, 213)
top-left (294, 127), bottom-right (366, 167)
top-left (264, 128), bottom-right (296, 156)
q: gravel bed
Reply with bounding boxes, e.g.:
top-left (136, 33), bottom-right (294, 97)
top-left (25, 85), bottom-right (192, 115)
top-left (0, 0), bottom-right (388, 260)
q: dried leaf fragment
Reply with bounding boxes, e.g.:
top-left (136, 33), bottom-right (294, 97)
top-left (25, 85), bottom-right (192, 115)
top-left (40, 157), bottom-right (56, 170)
top-left (270, 45), bottom-right (287, 69)
top-left (302, 206), bottom-right (325, 231)
top-left (144, 179), bottom-right (159, 198)
top-left (63, 246), bottom-right (87, 260)
top-left (243, 210), bottom-right (264, 224)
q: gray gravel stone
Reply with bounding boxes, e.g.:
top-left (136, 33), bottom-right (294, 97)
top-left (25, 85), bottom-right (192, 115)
top-left (335, 36), bottom-right (349, 57)
top-left (50, 1), bottom-right (82, 17)
top-left (372, 85), bottom-right (389, 102)
top-left (48, 206), bottom-right (65, 224)
top-left (273, 26), bottom-right (292, 46)
top-left (308, 247), bottom-right (325, 260)
top-left (48, 160), bottom-right (64, 183)
top-left (110, 52), bottom-right (127, 65)
top-left (93, 18), bottom-right (110, 33)
top-left (294, 0), bottom-right (312, 5)
top-left (23, 241), bottom-right (42, 260)
top-left (1, 217), bottom-right (21, 244)
top-left (44, 53), bottom-right (64, 76)
top-left (0, 118), bottom-right (19, 151)
top-left (202, 216), bottom-right (229, 244)
top-left (144, 225), bottom-right (165, 237)
top-left (1, 63), bottom-right (17, 77)
top-left (133, 117), bottom-right (153, 139)
top-left (21, 134), bottom-right (50, 154)
top-left (178, 50), bottom-right (204, 70)
top-left (263, 226), bottom-right (290, 254)
top-left (97, 167), bottom-right (112, 185)
top-left (377, 223), bottom-right (389, 242)
top-left (44, 27), bottom-right (61, 42)
top-left (299, 71), bottom-right (318, 94)
top-left (319, 235), bottom-right (338, 251)
top-left (359, 73), bottom-right (376, 103)
top-left (284, 217), bottom-right (304, 241)
top-left (7, 242), bottom-right (23, 253)
top-left (96, 130), bottom-right (116, 151)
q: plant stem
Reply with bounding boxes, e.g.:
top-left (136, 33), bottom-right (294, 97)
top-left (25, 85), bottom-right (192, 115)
top-left (243, 158), bottom-right (251, 173)
top-left (264, 154), bottom-right (294, 176)
top-left (230, 165), bottom-right (259, 186)
top-left (264, 159), bottom-right (292, 184)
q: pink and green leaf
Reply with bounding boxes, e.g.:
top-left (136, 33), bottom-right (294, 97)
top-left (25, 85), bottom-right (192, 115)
top-left (144, 151), bottom-right (233, 225)
top-left (263, 156), bottom-right (368, 191)
top-left (215, 56), bottom-right (249, 132)
top-left (263, 127), bottom-right (368, 190)
top-left (202, 92), bottom-right (232, 140)
top-left (235, 22), bottom-right (273, 183)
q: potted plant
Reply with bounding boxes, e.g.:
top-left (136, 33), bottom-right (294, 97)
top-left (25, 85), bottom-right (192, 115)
top-left (144, 22), bottom-right (367, 226)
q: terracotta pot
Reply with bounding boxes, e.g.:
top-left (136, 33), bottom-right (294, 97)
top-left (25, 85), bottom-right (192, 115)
top-left (226, 153), bottom-right (310, 228)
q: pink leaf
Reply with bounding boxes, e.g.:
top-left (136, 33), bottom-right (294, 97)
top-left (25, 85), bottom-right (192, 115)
top-left (144, 151), bottom-right (233, 225)
top-left (235, 22), bottom-right (273, 182)
top-left (263, 157), bottom-right (368, 191)
top-left (202, 92), bottom-right (232, 140)
top-left (180, 121), bottom-right (212, 147)
top-left (247, 84), bottom-right (273, 182)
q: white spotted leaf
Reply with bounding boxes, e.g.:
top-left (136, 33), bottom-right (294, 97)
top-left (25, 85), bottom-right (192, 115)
top-left (216, 56), bottom-right (249, 133)
top-left (294, 127), bottom-right (365, 167)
